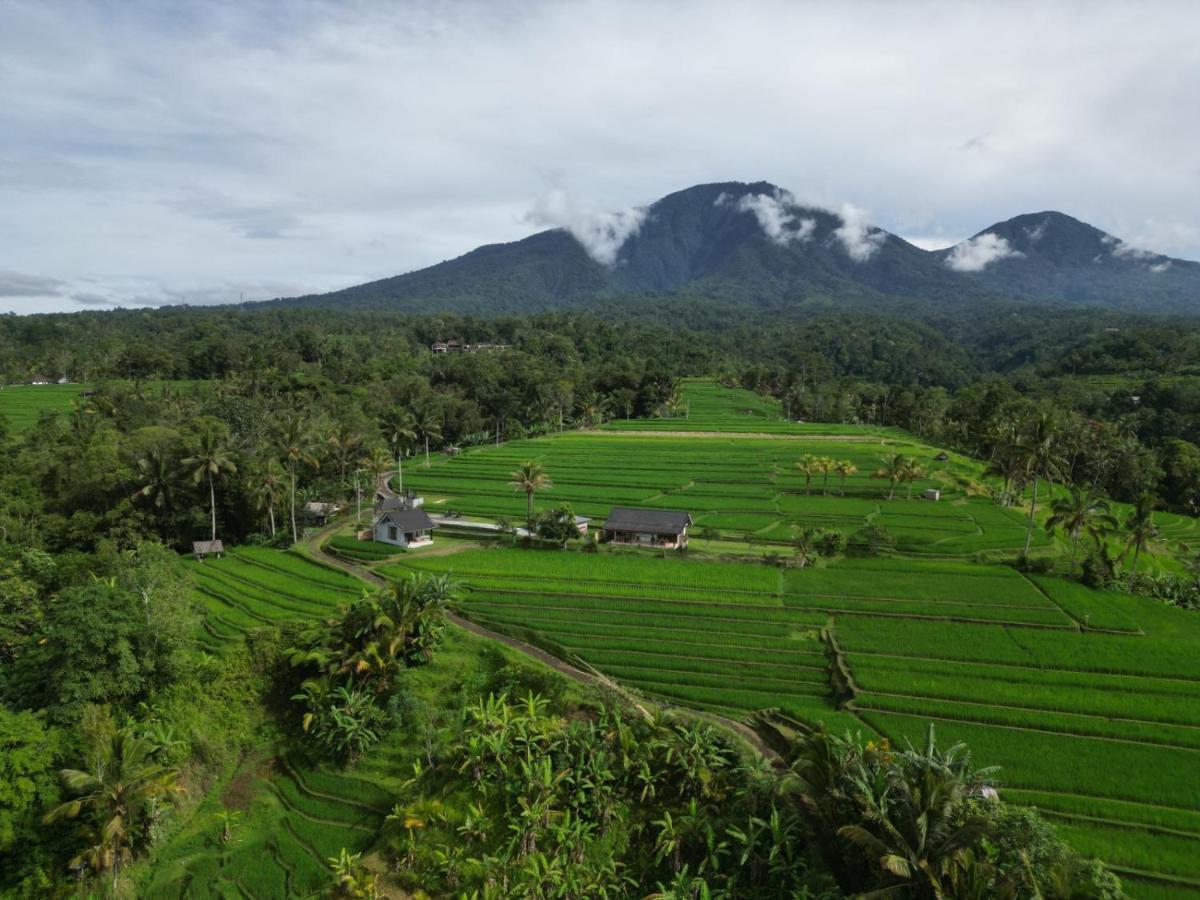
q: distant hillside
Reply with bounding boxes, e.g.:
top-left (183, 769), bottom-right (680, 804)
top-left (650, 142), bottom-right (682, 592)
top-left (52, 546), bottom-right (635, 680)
top-left (272, 182), bottom-right (1200, 318)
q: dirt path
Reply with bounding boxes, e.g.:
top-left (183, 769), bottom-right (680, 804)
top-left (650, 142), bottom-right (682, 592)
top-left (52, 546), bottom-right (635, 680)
top-left (301, 490), bottom-right (779, 760)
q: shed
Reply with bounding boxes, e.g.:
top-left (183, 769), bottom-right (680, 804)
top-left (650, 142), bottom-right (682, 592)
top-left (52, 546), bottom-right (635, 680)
top-left (431, 341), bottom-right (448, 353)
top-left (923, 488), bottom-right (941, 502)
top-left (574, 515), bottom-right (590, 536)
top-left (934, 452), bottom-right (950, 462)
top-left (602, 507), bottom-right (692, 549)
top-left (192, 540), bottom-right (225, 561)
top-left (374, 507), bottom-right (437, 548)
top-left (304, 501), bottom-right (342, 525)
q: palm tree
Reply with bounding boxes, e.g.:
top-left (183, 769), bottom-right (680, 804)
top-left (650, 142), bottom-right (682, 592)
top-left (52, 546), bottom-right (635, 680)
top-left (793, 528), bottom-right (818, 569)
top-left (795, 454), bottom-right (818, 495)
top-left (509, 461), bottom-right (552, 533)
top-left (275, 414), bottom-right (320, 544)
top-left (818, 457), bottom-right (836, 496)
top-left (43, 729), bottom-right (182, 891)
top-left (1018, 412), bottom-right (1066, 557)
top-left (901, 459), bottom-right (926, 501)
top-left (327, 424), bottom-right (364, 484)
top-left (361, 447), bottom-right (393, 499)
top-left (1044, 486), bottom-right (1117, 576)
top-left (834, 459), bottom-right (858, 496)
top-left (873, 452), bottom-right (908, 500)
top-left (251, 459), bottom-right (287, 539)
top-left (131, 445), bottom-right (180, 534)
top-left (181, 430), bottom-right (237, 542)
top-left (1121, 494), bottom-right (1161, 591)
top-left (413, 407), bottom-right (442, 469)
top-left (379, 408), bottom-right (416, 493)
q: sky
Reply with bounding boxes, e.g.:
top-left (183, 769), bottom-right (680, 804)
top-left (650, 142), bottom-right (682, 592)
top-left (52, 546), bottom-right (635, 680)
top-left (2, 0), bottom-right (1199, 314)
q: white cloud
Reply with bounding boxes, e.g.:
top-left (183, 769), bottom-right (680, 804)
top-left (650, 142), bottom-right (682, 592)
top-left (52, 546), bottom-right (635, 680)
top-left (945, 233), bottom-right (1023, 271)
top-left (526, 188), bottom-right (646, 266)
top-left (716, 189), bottom-right (816, 246)
top-left (1024, 219), bottom-right (1049, 242)
top-left (1151, 261), bottom-right (1172, 273)
top-left (833, 203), bottom-right (887, 262)
top-left (1, 1), bottom-right (1199, 311)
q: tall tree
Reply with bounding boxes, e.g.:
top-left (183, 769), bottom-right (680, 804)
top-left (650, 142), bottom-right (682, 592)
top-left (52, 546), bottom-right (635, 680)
top-left (181, 430), bottom-right (237, 542)
top-left (1121, 494), bottom-right (1161, 591)
top-left (1044, 486), bottom-right (1116, 576)
top-left (834, 459), bottom-right (858, 496)
top-left (43, 729), bottom-right (182, 892)
top-left (252, 459), bottom-right (287, 539)
top-left (275, 414), bottom-right (320, 544)
top-left (131, 445), bottom-right (180, 536)
top-left (509, 461), bottom-right (553, 533)
top-left (413, 407), bottom-right (442, 470)
top-left (795, 455), bottom-right (818, 496)
top-left (379, 408), bottom-right (416, 493)
top-left (873, 453), bottom-right (908, 501)
top-left (1019, 413), bottom-right (1065, 557)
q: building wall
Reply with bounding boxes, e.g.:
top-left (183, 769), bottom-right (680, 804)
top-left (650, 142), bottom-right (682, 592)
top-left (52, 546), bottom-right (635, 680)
top-left (375, 521), bottom-right (408, 547)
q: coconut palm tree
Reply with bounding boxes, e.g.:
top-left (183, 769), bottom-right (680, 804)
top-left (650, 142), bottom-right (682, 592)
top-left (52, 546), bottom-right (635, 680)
top-left (181, 430), bottom-right (237, 542)
top-left (274, 414), bottom-right (320, 544)
top-left (413, 407), bottom-right (442, 469)
top-left (793, 528), bottom-right (818, 568)
top-left (1121, 494), bottom-right (1161, 591)
top-left (873, 453), bottom-right (908, 500)
top-left (901, 459), bottom-right (926, 501)
top-left (43, 729), bottom-right (182, 891)
top-left (252, 459), bottom-right (287, 539)
top-left (818, 457), bottom-right (836, 496)
top-left (379, 408), bottom-right (416, 493)
top-left (509, 461), bottom-right (552, 533)
top-left (1044, 486), bottom-right (1117, 576)
top-left (835, 459), bottom-right (858, 496)
top-left (326, 424), bottom-right (364, 484)
top-left (1018, 413), bottom-right (1066, 557)
top-left (131, 445), bottom-right (180, 534)
top-left (795, 455), bottom-right (818, 495)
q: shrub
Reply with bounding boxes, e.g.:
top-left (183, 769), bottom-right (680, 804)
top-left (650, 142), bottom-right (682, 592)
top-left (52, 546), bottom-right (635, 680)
top-left (848, 525), bottom-right (895, 556)
top-left (816, 530), bottom-right (847, 556)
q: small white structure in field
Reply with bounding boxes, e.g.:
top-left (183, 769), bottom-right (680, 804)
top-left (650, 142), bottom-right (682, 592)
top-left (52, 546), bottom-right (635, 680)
top-left (923, 488), bottom-right (941, 502)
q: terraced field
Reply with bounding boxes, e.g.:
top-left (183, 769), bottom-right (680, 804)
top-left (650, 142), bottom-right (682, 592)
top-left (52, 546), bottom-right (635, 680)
top-left (385, 545), bottom-right (1200, 897)
top-left (143, 751), bottom-right (394, 898)
top-left (401, 428), bottom-right (1051, 555)
top-left (0, 380), bottom-right (203, 433)
top-left (0, 384), bottom-right (87, 433)
top-left (187, 546), bottom-right (364, 652)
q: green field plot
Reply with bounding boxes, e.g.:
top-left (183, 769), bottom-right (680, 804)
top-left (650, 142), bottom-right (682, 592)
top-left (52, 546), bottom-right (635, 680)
top-left (380, 538), bottom-right (1200, 890)
top-left (142, 750), bottom-right (392, 899)
top-left (0, 380), bottom-right (204, 434)
top-left (188, 547), bottom-right (362, 651)
top-left (398, 420), bottom-right (1041, 553)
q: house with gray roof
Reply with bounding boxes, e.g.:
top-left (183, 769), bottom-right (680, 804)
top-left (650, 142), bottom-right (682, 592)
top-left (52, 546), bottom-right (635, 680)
top-left (601, 507), bottom-right (692, 549)
top-left (374, 507), bottom-right (437, 548)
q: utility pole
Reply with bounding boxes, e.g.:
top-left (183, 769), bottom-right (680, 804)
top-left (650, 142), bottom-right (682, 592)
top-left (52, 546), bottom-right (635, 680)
top-left (354, 469), bottom-right (363, 524)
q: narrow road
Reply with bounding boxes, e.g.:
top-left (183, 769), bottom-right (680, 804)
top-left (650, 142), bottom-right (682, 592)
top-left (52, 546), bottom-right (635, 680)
top-left (303, 475), bottom-right (778, 760)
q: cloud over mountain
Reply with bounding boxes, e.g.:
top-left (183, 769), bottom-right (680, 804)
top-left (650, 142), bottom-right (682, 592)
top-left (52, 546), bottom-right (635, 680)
top-left (944, 233), bottom-right (1022, 272)
top-left (527, 189), bottom-right (647, 266)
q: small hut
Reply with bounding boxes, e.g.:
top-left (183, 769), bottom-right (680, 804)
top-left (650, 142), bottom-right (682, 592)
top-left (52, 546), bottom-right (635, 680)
top-left (192, 540), bottom-right (225, 561)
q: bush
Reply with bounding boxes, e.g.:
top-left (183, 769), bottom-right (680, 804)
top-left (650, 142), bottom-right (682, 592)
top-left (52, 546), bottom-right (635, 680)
top-left (816, 530), bottom-right (847, 556)
top-left (1081, 546), bottom-right (1116, 587)
top-left (531, 504), bottom-right (583, 547)
top-left (1015, 555), bottom-right (1054, 575)
top-left (848, 525), bottom-right (895, 556)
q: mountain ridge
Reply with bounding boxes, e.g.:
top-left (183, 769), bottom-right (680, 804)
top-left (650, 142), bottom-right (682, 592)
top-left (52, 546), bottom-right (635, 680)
top-left (272, 182), bottom-right (1200, 317)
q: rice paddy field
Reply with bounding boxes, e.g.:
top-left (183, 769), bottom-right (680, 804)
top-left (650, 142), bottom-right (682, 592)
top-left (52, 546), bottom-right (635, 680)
top-left (0, 380), bottom-right (204, 433)
top-left (186, 546), bottom-right (364, 653)
top-left (383, 545), bottom-right (1200, 897)
top-left (401, 415), bottom-right (1052, 556)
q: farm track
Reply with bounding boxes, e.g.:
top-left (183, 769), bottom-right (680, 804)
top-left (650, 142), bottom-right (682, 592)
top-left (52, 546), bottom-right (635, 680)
top-left (303, 506), bottom-right (781, 760)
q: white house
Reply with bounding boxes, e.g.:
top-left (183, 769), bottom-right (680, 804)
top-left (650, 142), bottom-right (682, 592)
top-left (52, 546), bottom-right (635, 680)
top-left (373, 506), bottom-right (436, 548)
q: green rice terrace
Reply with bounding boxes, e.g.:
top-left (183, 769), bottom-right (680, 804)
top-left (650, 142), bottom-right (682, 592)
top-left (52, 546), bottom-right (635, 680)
top-left (0, 380), bottom-right (203, 433)
top-left (154, 381), bottom-right (1200, 898)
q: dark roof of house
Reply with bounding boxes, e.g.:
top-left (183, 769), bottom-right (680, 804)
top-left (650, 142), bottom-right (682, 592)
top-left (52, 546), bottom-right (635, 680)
top-left (375, 496), bottom-right (417, 513)
top-left (377, 508), bottom-right (436, 531)
top-left (602, 507), bottom-right (692, 534)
